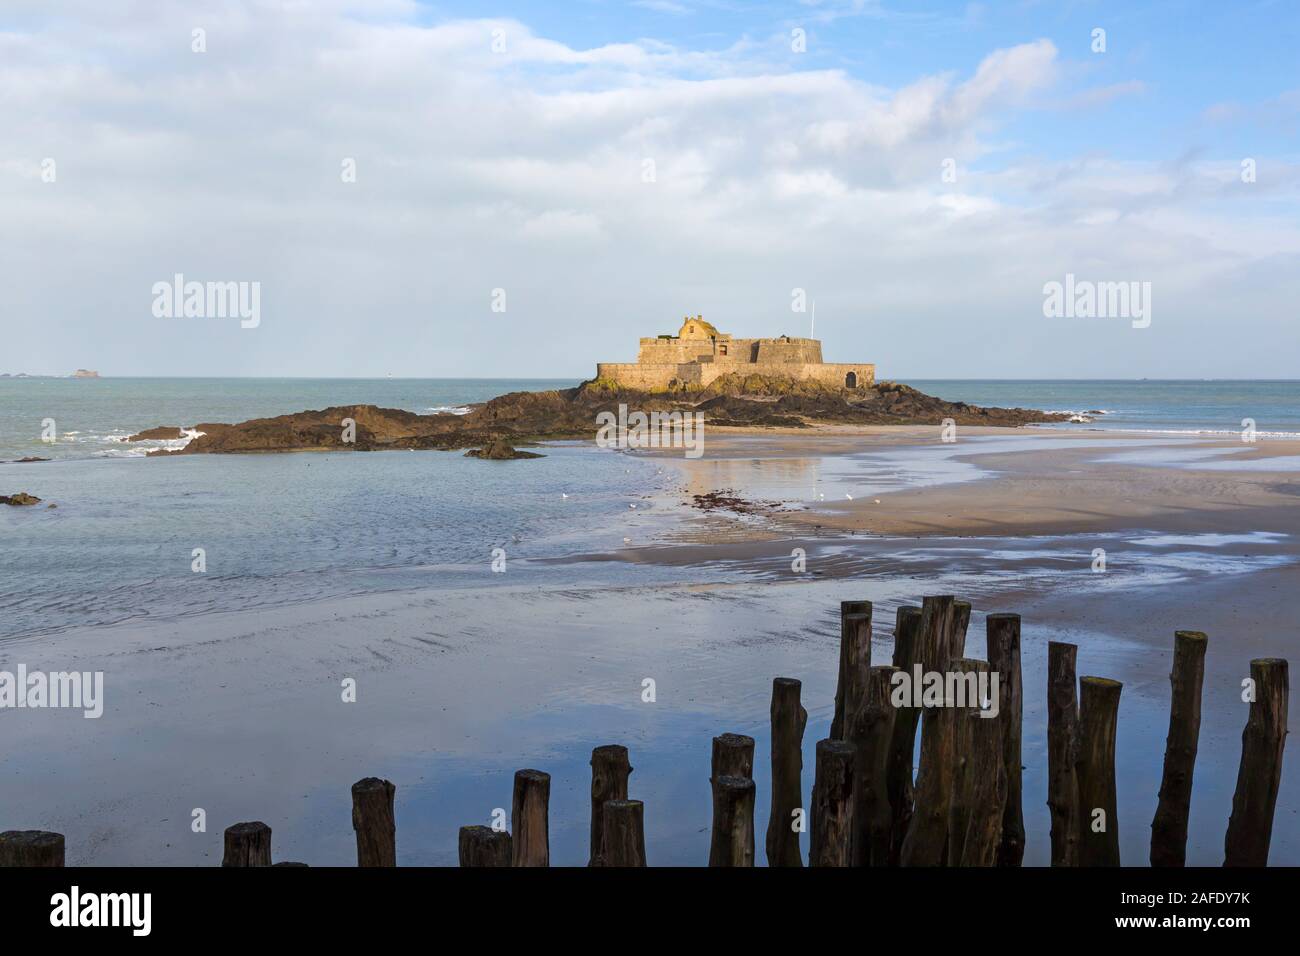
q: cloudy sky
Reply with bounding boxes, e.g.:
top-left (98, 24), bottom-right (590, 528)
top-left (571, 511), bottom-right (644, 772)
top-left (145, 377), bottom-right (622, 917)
top-left (2, 0), bottom-right (1297, 378)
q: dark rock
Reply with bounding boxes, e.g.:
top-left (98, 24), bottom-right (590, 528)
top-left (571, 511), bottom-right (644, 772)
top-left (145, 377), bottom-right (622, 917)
top-left (465, 440), bottom-right (544, 460)
top-left (1, 492), bottom-right (41, 506)
top-left (14, 457), bottom-right (51, 463)
top-left (125, 426), bottom-right (186, 442)
top-left (131, 377), bottom-right (1068, 457)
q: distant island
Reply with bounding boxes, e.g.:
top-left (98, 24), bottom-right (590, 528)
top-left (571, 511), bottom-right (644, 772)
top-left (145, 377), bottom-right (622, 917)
top-left (116, 317), bottom-right (1064, 456)
top-left (0, 370), bottom-right (101, 378)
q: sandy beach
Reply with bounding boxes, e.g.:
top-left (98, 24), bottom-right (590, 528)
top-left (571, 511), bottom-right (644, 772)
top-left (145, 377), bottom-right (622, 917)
top-left (3, 425), bottom-right (1295, 866)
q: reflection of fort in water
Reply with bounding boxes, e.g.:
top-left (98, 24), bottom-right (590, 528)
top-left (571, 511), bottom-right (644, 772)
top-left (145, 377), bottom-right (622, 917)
top-left (677, 454), bottom-right (825, 503)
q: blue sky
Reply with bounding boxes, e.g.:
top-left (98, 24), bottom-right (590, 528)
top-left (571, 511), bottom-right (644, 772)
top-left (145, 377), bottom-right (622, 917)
top-left (2, 0), bottom-right (1297, 378)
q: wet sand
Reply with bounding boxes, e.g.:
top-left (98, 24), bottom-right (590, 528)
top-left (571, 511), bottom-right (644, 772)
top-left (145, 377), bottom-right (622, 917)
top-left (1, 426), bottom-right (1296, 865)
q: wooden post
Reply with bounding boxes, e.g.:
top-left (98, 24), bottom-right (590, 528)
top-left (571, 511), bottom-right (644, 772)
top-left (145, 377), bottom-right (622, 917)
top-left (947, 659), bottom-right (1005, 866)
top-left (589, 744), bottom-right (632, 866)
top-left (1150, 631), bottom-right (1208, 867)
top-left (886, 605), bottom-right (923, 865)
top-left (832, 600), bottom-right (872, 739)
top-left (351, 777), bottom-right (396, 867)
top-left (838, 611), bottom-right (873, 743)
top-left (0, 831), bottom-right (65, 867)
top-left (711, 733), bottom-right (755, 782)
top-left (953, 601), bottom-right (971, 658)
top-left (512, 769), bottom-right (551, 867)
top-left (1077, 676), bottom-right (1123, 867)
top-left (1047, 641), bottom-right (1081, 867)
top-left (986, 613), bottom-right (1025, 867)
top-left (459, 825), bottom-right (512, 867)
top-left (899, 595), bottom-right (958, 867)
top-left (1224, 658), bottom-right (1289, 867)
top-left (810, 739), bottom-right (856, 866)
top-left (600, 800), bottom-right (647, 867)
top-left (222, 821), bottom-right (272, 867)
top-left (851, 665), bottom-right (899, 866)
top-left (765, 677), bottom-right (807, 867)
top-left (709, 775), bottom-right (756, 866)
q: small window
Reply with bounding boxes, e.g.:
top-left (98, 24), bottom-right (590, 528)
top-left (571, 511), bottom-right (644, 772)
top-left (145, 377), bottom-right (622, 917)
top-left (845, 371), bottom-right (857, 388)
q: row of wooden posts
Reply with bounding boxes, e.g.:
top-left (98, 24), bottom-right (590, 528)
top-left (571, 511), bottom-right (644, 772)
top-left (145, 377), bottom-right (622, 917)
top-left (0, 596), bottom-right (1289, 867)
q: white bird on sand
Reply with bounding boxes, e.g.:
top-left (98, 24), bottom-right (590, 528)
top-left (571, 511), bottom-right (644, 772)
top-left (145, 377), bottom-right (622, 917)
top-left (623, 537), bottom-right (631, 544)
top-left (845, 493), bottom-right (854, 500)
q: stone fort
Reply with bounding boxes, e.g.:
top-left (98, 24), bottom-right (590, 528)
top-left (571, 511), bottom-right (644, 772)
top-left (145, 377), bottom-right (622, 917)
top-left (596, 315), bottom-right (875, 391)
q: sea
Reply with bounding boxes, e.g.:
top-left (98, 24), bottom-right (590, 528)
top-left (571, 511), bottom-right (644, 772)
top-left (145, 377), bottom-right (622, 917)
top-left (2, 377), bottom-right (1298, 641)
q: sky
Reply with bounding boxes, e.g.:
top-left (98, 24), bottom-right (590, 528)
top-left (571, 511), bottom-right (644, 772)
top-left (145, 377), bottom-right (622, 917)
top-left (1, 0), bottom-right (1298, 379)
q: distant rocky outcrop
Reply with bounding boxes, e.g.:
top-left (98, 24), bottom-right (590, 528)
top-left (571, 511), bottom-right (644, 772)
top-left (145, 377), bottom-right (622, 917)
top-left (1, 492), bottom-right (42, 506)
top-left (125, 426), bottom-right (187, 442)
top-left (72, 369), bottom-right (100, 378)
top-left (464, 440), bottom-right (544, 460)
top-left (124, 377), bottom-right (1068, 457)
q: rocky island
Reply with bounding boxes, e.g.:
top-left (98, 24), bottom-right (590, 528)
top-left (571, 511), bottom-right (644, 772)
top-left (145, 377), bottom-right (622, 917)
top-left (123, 375), bottom-right (1065, 456)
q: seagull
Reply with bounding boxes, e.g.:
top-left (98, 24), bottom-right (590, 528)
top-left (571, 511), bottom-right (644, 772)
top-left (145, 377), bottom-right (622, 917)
top-left (629, 503), bottom-right (637, 509)
top-left (874, 499), bottom-right (881, 504)
top-left (561, 493), bottom-right (568, 499)
top-left (845, 493), bottom-right (854, 501)
top-left (623, 537), bottom-right (631, 544)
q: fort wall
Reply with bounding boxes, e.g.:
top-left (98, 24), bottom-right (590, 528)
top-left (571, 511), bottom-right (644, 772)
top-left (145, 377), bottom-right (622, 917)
top-left (596, 360), bottom-right (874, 390)
top-left (600, 317), bottom-right (873, 391)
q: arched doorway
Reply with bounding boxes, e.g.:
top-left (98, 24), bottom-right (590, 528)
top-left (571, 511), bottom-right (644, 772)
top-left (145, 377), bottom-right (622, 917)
top-left (845, 371), bottom-right (857, 389)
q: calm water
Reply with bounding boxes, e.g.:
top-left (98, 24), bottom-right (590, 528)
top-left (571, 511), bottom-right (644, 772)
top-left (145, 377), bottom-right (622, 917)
top-left (904, 379), bottom-right (1300, 437)
top-left (3, 377), bottom-right (1296, 639)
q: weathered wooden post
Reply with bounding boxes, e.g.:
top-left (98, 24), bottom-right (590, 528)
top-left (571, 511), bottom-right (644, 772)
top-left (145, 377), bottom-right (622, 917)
top-left (839, 611), bottom-right (873, 743)
top-left (710, 775), bottom-right (756, 866)
top-left (459, 825), bottom-right (512, 867)
top-left (222, 821), bottom-right (272, 867)
top-left (589, 744), bottom-right (632, 866)
top-left (886, 605), bottom-right (923, 864)
top-left (512, 769), bottom-right (551, 867)
top-left (1150, 631), bottom-right (1207, 867)
top-left (900, 595), bottom-right (959, 866)
top-left (851, 665), bottom-right (899, 866)
top-left (0, 831), bottom-right (65, 867)
top-left (810, 739), bottom-right (856, 866)
top-left (1224, 658), bottom-right (1289, 867)
top-left (947, 659), bottom-right (1005, 866)
top-left (953, 601), bottom-right (972, 658)
top-left (986, 613), bottom-right (1025, 866)
top-left (832, 600), bottom-right (872, 739)
top-left (765, 677), bottom-right (807, 867)
top-left (1047, 641), bottom-right (1081, 867)
top-left (600, 799), bottom-right (647, 867)
top-left (351, 777), bottom-right (396, 867)
top-left (1077, 676), bottom-right (1123, 867)
top-left (711, 733), bottom-right (755, 782)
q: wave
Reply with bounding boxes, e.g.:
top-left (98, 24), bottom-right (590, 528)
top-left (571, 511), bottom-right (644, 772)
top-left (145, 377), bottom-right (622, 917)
top-left (425, 405), bottom-right (471, 416)
top-left (94, 427), bottom-right (206, 457)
